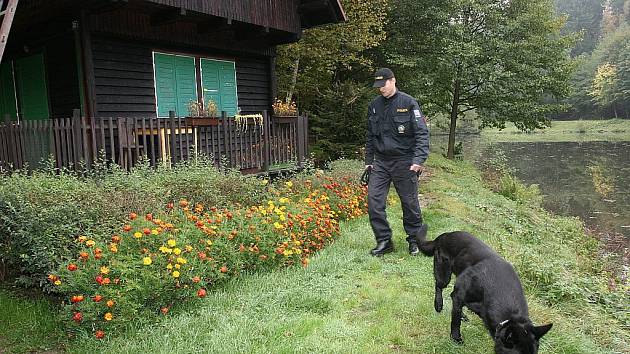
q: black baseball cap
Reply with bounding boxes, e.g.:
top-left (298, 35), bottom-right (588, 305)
top-left (372, 68), bottom-right (394, 88)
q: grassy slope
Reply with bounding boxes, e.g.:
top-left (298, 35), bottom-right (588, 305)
top-left (481, 119), bottom-right (630, 142)
top-left (63, 155), bottom-right (628, 354)
top-left (0, 288), bottom-right (65, 353)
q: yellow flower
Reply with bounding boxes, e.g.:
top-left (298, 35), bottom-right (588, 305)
top-left (285, 181), bottom-right (293, 188)
top-left (151, 229), bottom-right (159, 235)
top-left (176, 257), bottom-right (187, 264)
top-left (175, 264), bottom-right (181, 269)
top-left (159, 246), bottom-right (169, 253)
top-left (85, 240), bottom-right (95, 247)
top-left (104, 312), bottom-right (113, 321)
top-left (279, 214), bottom-right (286, 221)
top-left (282, 249), bottom-right (293, 256)
top-left (274, 222), bottom-right (284, 230)
top-left (185, 245), bottom-right (193, 252)
top-left (143, 257), bottom-right (152, 265)
top-left (172, 271), bottom-right (180, 278)
top-left (303, 197), bottom-right (312, 204)
top-left (167, 239), bottom-right (176, 247)
top-left (166, 263), bottom-right (173, 270)
top-left (54, 280), bottom-right (61, 286)
top-left (110, 244), bottom-right (118, 253)
top-left (261, 179), bottom-right (269, 185)
top-left (78, 235), bottom-right (87, 242)
top-left (206, 240), bottom-right (213, 246)
top-left (100, 266), bottom-right (110, 274)
top-left (279, 197), bottom-right (289, 204)
top-left (133, 232), bottom-right (142, 239)
top-left (173, 248), bottom-right (182, 255)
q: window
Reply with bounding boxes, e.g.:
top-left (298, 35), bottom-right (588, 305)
top-left (0, 53), bottom-right (50, 121)
top-left (153, 52), bottom-right (238, 118)
top-left (153, 52), bottom-right (197, 118)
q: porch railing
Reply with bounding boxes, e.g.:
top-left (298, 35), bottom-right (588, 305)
top-left (0, 110), bottom-right (308, 173)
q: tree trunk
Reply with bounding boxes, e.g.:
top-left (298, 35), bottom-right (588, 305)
top-left (286, 56), bottom-right (300, 104)
top-left (447, 79), bottom-right (460, 159)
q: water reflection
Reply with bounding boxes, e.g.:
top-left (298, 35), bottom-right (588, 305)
top-left (431, 135), bottom-right (630, 238)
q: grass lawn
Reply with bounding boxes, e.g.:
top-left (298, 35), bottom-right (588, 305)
top-left (1, 155), bottom-right (627, 353)
top-left (481, 119), bottom-right (630, 142)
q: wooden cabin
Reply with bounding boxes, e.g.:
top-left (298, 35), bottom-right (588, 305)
top-left (0, 0), bottom-right (345, 172)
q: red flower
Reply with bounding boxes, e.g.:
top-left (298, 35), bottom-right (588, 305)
top-left (145, 213), bottom-right (153, 221)
top-left (72, 312), bottom-right (83, 323)
top-left (192, 276), bottom-right (200, 283)
top-left (95, 275), bottom-right (104, 285)
top-left (219, 266), bottom-right (228, 273)
top-left (143, 228), bottom-right (151, 235)
top-left (123, 225), bottom-right (132, 232)
top-left (93, 294), bottom-right (103, 302)
top-left (197, 288), bottom-right (207, 298)
top-left (166, 202), bottom-right (174, 209)
top-left (111, 235), bottom-right (121, 243)
top-left (67, 263), bottom-right (78, 271)
top-left (161, 307), bottom-right (169, 315)
top-left (95, 330), bottom-right (105, 339)
top-left (129, 212), bottom-right (138, 220)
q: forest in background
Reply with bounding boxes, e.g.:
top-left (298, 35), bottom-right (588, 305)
top-left (276, 0), bottom-right (630, 161)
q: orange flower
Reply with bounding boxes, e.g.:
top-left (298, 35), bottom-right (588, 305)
top-left (111, 235), bottom-right (121, 243)
top-left (197, 288), bottom-right (207, 298)
top-left (129, 212), bottom-right (137, 220)
top-left (179, 200), bottom-right (189, 207)
top-left (145, 213), bottom-right (153, 221)
top-left (104, 312), bottom-right (113, 321)
top-left (67, 263), bottom-right (78, 271)
top-left (106, 300), bottom-right (115, 307)
top-left (123, 225), bottom-right (132, 232)
top-left (102, 277), bottom-right (111, 285)
top-left (161, 307), bottom-right (169, 315)
top-left (219, 266), bottom-right (228, 273)
top-left (93, 294), bottom-right (103, 302)
top-left (192, 276), bottom-right (200, 283)
top-left (143, 228), bottom-right (151, 235)
top-left (71, 295), bottom-right (84, 303)
top-left (79, 252), bottom-right (89, 261)
top-left (95, 330), bottom-right (105, 339)
top-left (72, 312), bottom-right (83, 323)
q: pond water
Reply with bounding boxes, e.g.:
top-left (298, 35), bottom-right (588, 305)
top-left (431, 135), bottom-right (630, 239)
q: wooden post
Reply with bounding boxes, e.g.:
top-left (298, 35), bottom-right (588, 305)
top-left (221, 111), bottom-right (229, 168)
top-left (262, 110), bottom-right (270, 171)
top-left (297, 115), bottom-right (305, 168)
top-left (72, 109), bottom-right (83, 169)
top-left (168, 111), bottom-right (177, 165)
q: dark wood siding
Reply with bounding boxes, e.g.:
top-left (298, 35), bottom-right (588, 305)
top-left (92, 38), bottom-right (156, 117)
top-left (45, 33), bottom-right (81, 118)
top-left (140, 0), bottom-right (300, 33)
top-left (91, 38), bottom-right (271, 117)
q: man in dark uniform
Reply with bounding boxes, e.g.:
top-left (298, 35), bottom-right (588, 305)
top-left (365, 68), bottom-right (429, 257)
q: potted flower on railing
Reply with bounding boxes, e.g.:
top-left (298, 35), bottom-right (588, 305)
top-left (187, 99), bottom-right (219, 126)
top-left (272, 98), bottom-right (298, 123)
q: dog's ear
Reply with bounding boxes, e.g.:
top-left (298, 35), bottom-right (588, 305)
top-left (497, 323), bottom-right (517, 348)
top-left (416, 224), bottom-right (428, 242)
top-left (531, 323), bottom-right (553, 340)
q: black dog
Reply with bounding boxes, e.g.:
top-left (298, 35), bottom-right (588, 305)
top-left (415, 229), bottom-right (552, 353)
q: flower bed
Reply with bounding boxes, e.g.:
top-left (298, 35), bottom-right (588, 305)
top-left (50, 174), bottom-right (367, 339)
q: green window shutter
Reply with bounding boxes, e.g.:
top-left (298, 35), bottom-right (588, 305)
top-left (154, 53), bottom-right (196, 117)
top-left (0, 61), bottom-right (18, 120)
top-left (15, 53), bottom-right (50, 120)
top-left (174, 56), bottom-right (197, 117)
top-left (201, 58), bottom-right (237, 116)
top-left (219, 62), bottom-right (237, 116)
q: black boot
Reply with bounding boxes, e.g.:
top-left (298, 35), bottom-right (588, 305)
top-left (408, 241), bottom-right (420, 256)
top-left (370, 240), bottom-right (394, 256)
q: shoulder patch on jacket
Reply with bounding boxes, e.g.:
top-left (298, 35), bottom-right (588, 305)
top-left (413, 109), bottom-right (421, 118)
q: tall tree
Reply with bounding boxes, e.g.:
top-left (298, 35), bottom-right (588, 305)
top-left (386, 0), bottom-right (574, 158)
top-left (554, 0), bottom-right (604, 56)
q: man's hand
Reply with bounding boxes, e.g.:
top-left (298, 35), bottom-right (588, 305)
top-left (409, 164), bottom-right (424, 173)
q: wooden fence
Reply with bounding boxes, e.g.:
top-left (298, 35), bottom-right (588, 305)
top-left (0, 110), bottom-right (308, 173)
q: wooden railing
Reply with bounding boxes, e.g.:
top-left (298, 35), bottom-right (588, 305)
top-left (0, 110), bottom-right (308, 173)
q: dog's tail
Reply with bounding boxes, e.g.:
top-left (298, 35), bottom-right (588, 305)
top-left (414, 224), bottom-right (435, 256)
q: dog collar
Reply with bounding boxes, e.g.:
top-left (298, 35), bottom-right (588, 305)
top-left (494, 319), bottom-right (510, 338)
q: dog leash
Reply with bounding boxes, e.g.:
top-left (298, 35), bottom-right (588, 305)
top-left (360, 167), bottom-right (372, 186)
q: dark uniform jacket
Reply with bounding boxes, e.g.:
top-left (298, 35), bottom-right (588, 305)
top-left (365, 90), bottom-right (429, 166)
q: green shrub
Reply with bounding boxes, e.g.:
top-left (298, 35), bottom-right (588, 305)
top-left (0, 156), bottom-right (270, 290)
